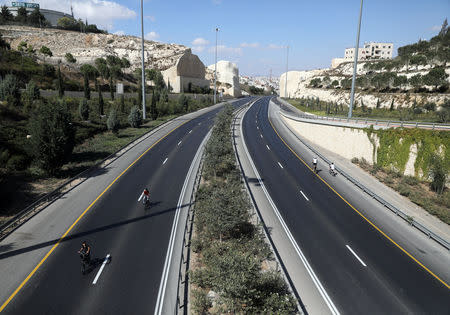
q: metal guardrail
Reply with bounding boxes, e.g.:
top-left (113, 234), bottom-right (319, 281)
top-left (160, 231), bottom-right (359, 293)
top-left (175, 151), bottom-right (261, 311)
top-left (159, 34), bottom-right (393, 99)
top-left (173, 140), bottom-right (206, 315)
top-left (272, 98), bottom-right (450, 250)
top-left (173, 104), bottom-right (248, 314)
top-left (0, 116), bottom-right (179, 241)
top-left (274, 97), bottom-right (450, 131)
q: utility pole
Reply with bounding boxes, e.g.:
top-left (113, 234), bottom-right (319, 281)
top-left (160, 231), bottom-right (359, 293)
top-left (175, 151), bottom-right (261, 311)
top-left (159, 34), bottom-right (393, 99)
top-left (214, 27), bottom-right (219, 104)
top-left (140, 0), bottom-right (146, 119)
top-left (349, 0), bottom-right (364, 118)
top-left (285, 45), bottom-right (289, 98)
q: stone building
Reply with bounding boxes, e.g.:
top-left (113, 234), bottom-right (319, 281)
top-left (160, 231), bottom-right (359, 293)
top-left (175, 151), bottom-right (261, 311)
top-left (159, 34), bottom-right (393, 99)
top-left (161, 50), bottom-right (209, 93)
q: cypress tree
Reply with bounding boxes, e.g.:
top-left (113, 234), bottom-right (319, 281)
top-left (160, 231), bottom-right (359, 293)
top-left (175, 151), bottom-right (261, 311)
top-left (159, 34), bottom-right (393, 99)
top-left (83, 74), bottom-right (90, 100)
top-left (57, 63), bottom-right (64, 98)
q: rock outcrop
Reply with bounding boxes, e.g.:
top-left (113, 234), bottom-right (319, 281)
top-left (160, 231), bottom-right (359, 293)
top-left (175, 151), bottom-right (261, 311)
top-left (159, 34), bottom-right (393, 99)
top-left (0, 25), bottom-right (189, 71)
top-left (162, 51), bottom-right (209, 93)
top-left (280, 62), bottom-right (450, 108)
top-left (207, 60), bottom-right (241, 97)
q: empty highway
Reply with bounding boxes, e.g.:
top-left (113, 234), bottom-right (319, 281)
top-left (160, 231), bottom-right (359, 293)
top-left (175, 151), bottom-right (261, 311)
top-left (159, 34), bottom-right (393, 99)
top-left (0, 98), bottom-right (251, 314)
top-left (241, 96), bottom-right (449, 314)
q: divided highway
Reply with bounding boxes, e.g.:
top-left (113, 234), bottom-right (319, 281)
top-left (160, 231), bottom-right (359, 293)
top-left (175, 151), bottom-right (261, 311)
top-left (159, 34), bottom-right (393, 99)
top-left (242, 97), bottom-right (449, 314)
top-left (0, 98), bottom-right (251, 314)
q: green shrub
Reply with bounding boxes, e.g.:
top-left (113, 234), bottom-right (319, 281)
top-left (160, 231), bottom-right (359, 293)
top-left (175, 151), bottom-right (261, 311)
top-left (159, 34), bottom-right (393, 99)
top-left (397, 183), bottom-right (411, 197)
top-left (0, 74), bottom-right (20, 106)
top-left (78, 99), bottom-right (89, 120)
top-left (401, 175), bottom-right (419, 186)
top-left (21, 80), bottom-right (40, 111)
top-left (6, 154), bottom-right (28, 171)
top-left (0, 148), bottom-right (10, 165)
top-left (41, 64), bottom-right (55, 77)
top-left (191, 289), bottom-right (211, 314)
top-left (429, 154), bottom-right (447, 194)
top-left (65, 52), bottom-right (76, 63)
top-left (106, 108), bottom-right (119, 133)
top-left (28, 99), bottom-right (75, 174)
top-left (156, 99), bottom-right (170, 116)
top-left (177, 94), bottom-right (189, 113)
top-left (128, 106), bottom-right (142, 128)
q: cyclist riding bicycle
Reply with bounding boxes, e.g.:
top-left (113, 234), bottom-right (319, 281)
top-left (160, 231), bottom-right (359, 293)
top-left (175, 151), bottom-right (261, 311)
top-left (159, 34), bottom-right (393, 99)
top-left (78, 241), bottom-right (91, 263)
top-left (142, 188), bottom-right (150, 205)
top-left (329, 162), bottom-right (336, 176)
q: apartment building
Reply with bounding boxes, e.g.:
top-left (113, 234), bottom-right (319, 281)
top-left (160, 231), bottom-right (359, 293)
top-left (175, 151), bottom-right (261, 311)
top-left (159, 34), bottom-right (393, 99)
top-left (344, 42), bottom-right (394, 61)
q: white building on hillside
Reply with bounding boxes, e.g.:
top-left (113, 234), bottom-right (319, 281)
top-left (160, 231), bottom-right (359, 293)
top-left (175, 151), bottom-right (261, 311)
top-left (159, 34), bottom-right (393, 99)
top-left (6, 2), bottom-right (73, 26)
top-left (344, 42), bottom-right (393, 61)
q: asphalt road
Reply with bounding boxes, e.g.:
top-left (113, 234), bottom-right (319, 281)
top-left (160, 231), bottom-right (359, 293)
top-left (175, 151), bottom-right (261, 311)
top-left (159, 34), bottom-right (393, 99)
top-left (242, 96), bottom-right (449, 314)
top-left (1, 98), bottom-right (251, 314)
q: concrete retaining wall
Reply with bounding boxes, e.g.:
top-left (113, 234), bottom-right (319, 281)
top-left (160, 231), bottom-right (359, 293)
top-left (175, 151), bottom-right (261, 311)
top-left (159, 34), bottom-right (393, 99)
top-left (281, 115), bottom-right (419, 177)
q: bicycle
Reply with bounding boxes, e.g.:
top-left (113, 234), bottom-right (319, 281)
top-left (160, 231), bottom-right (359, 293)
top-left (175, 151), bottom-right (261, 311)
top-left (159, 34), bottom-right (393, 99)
top-left (312, 158), bottom-right (318, 173)
top-left (79, 252), bottom-right (91, 275)
top-left (329, 164), bottom-right (337, 177)
top-left (143, 195), bottom-right (150, 208)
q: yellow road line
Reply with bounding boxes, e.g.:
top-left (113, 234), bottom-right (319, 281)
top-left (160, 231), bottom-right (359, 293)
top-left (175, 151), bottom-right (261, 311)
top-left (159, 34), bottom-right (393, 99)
top-left (0, 119), bottom-right (190, 312)
top-left (267, 115), bottom-right (450, 290)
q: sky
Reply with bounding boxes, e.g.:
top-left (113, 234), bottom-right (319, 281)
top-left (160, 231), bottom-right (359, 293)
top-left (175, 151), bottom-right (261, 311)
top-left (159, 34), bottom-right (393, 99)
top-left (1, 0), bottom-right (449, 77)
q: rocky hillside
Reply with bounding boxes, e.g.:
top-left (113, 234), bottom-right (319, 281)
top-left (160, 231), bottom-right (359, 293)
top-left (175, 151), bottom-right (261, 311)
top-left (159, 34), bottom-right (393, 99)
top-left (281, 25), bottom-right (450, 109)
top-left (0, 25), bottom-right (189, 72)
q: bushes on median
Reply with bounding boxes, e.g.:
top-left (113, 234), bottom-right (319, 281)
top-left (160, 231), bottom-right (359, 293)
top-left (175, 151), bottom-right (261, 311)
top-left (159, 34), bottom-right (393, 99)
top-left (189, 103), bottom-right (297, 314)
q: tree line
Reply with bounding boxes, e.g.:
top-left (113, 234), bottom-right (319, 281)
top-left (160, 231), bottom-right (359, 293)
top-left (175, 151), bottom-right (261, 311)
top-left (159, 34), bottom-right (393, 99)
top-left (0, 5), bottom-right (105, 33)
top-left (0, 35), bottom-right (214, 175)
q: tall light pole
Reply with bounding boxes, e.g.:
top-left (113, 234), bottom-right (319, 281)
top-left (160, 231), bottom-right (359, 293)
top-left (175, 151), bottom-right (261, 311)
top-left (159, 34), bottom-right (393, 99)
top-left (285, 45), bottom-right (289, 98)
top-left (140, 0), bottom-right (146, 119)
top-left (214, 27), bottom-right (219, 104)
top-left (348, 0), bottom-right (364, 118)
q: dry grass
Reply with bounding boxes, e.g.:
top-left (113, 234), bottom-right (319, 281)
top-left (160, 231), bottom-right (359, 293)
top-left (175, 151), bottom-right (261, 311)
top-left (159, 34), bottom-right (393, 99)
top-left (354, 159), bottom-right (450, 225)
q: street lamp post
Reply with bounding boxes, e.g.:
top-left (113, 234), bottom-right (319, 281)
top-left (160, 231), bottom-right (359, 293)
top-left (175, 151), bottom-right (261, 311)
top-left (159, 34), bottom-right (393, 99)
top-left (348, 0), bottom-right (364, 118)
top-left (285, 45), bottom-right (289, 98)
top-left (214, 27), bottom-right (219, 104)
top-left (140, 0), bottom-right (146, 119)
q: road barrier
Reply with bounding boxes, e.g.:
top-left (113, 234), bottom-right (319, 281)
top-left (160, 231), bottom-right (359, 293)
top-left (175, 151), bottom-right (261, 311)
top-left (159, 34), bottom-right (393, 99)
top-left (273, 98), bottom-right (450, 131)
top-left (273, 98), bottom-right (450, 250)
top-left (173, 130), bottom-right (208, 315)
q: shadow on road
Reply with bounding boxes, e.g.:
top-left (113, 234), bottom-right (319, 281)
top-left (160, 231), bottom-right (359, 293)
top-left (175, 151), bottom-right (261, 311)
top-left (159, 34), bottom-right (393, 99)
top-left (0, 203), bottom-right (191, 260)
top-left (246, 176), bottom-right (264, 187)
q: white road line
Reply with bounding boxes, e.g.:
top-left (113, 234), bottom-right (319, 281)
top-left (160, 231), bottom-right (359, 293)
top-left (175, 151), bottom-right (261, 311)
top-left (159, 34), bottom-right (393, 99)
top-left (154, 128), bottom-right (212, 315)
top-left (92, 254), bottom-right (110, 285)
top-left (346, 245), bottom-right (367, 267)
top-left (277, 162), bottom-right (284, 169)
top-left (266, 145), bottom-right (270, 151)
top-left (189, 130), bottom-right (192, 134)
top-left (300, 190), bottom-right (309, 201)
top-left (257, 126), bottom-right (259, 130)
top-left (260, 134), bottom-right (263, 138)
top-left (240, 104), bottom-right (340, 315)
top-left (177, 141), bottom-right (182, 146)
top-left (163, 158), bottom-right (168, 165)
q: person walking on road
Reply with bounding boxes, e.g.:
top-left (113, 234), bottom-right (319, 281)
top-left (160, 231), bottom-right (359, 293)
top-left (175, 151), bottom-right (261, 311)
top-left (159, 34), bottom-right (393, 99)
top-left (312, 157), bottom-right (318, 173)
